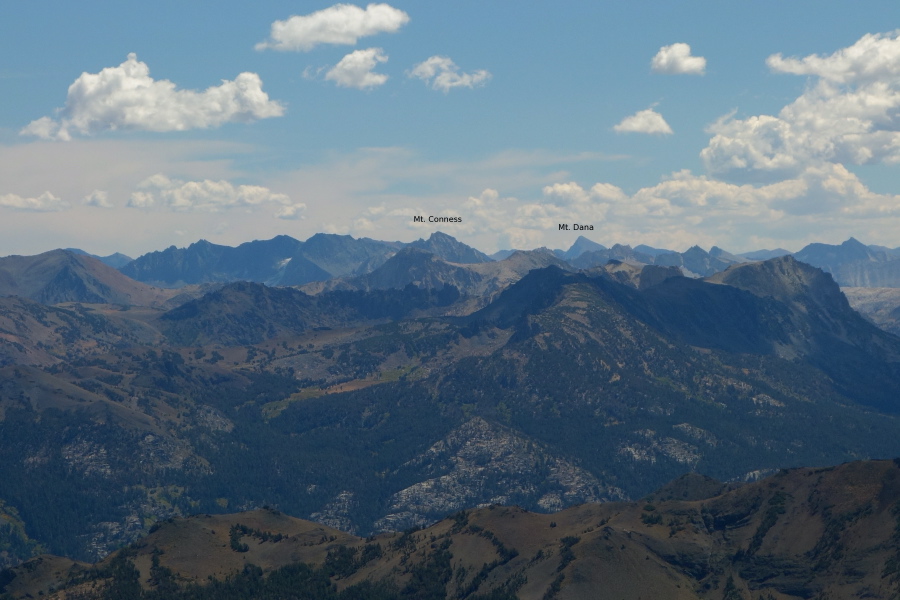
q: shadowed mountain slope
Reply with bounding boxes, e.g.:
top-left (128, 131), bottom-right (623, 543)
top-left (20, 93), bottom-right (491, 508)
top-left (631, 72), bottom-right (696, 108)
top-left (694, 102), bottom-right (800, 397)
top-left (3, 254), bottom-right (900, 566)
top-left (301, 248), bottom-right (573, 302)
top-left (293, 233), bottom-right (400, 279)
top-left (119, 236), bottom-right (304, 286)
top-left (160, 280), bottom-right (461, 346)
top-left (0, 250), bottom-right (176, 306)
top-left (708, 256), bottom-right (900, 410)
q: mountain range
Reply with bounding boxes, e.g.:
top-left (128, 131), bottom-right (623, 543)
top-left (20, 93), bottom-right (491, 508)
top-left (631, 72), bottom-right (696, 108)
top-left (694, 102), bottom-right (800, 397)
top-left (54, 232), bottom-right (900, 288)
top-left (1, 231), bottom-right (900, 596)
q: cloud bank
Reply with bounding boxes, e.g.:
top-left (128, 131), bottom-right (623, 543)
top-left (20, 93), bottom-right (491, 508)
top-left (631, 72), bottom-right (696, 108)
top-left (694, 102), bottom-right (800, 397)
top-left (127, 174), bottom-right (304, 219)
top-left (256, 3), bottom-right (409, 52)
top-left (21, 54), bottom-right (284, 141)
top-left (0, 192), bottom-right (69, 212)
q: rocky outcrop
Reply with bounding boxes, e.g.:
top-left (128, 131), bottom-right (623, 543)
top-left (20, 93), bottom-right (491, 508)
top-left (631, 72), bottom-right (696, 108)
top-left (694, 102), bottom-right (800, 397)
top-left (373, 417), bottom-right (624, 532)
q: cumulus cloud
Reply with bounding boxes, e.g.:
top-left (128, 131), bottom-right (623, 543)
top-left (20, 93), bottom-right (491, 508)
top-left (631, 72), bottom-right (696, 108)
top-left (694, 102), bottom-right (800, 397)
top-left (543, 182), bottom-right (628, 205)
top-left (614, 108), bottom-right (673, 135)
top-left (766, 31), bottom-right (900, 84)
top-left (20, 54), bottom-right (284, 141)
top-left (0, 192), bottom-right (70, 212)
top-left (256, 3), bottom-right (409, 51)
top-left (126, 174), bottom-right (300, 219)
top-left (528, 164), bottom-right (900, 249)
top-left (326, 48), bottom-right (389, 89)
top-left (702, 31), bottom-right (900, 181)
top-left (651, 43), bottom-right (706, 75)
top-left (274, 203), bottom-right (308, 220)
top-left (408, 56), bottom-right (491, 92)
top-left (404, 166), bottom-right (900, 254)
top-left (83, 190), bottom-right (113, 208)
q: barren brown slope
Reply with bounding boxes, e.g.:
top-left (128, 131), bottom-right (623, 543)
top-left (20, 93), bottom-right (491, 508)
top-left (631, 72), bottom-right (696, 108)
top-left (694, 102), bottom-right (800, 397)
top-left (7, 459), bottom-right (900, 600)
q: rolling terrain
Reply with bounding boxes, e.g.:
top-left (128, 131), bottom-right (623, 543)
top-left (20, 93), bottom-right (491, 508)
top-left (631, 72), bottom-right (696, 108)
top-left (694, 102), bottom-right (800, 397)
top-left (1, 233), bottom-right (900, 584)
top-left (5, 459), bottom-right (900, 599)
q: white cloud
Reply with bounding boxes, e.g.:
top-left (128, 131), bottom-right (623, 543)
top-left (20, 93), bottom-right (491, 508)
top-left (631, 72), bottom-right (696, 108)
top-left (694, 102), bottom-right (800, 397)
top-left (529, 164), bottom-right (900, 249)
top-left (326, 48), bottom-right (389, 89)
top-left (0, 192), bottom-right (70, 212)
top-left (766, 31), bottom-right (900, 85)
top-left (614, 108), bottom-right (673, 135)
top-left (543, 182), bottom-right (591, 204)
top-left (542, 182), bottom-right (627, 205)
top-left (339, 160), bottom-right (900, 255)
top-left (256, 3), bottom-right (409, 52)
top-left (83, 189), bottom-right (113, 208)
top-left (21, 54), bottom-right (284, 141)
top-left (127, 174), bottom-right (296, 219)
top-left (703, 31), bottom-right (900, 181)
top-left (274, 203), bottom-right (308, 220)
top-left (651, 43), bottom-right (706, 75)
top-left (408, 56), bottom-right (491, 92)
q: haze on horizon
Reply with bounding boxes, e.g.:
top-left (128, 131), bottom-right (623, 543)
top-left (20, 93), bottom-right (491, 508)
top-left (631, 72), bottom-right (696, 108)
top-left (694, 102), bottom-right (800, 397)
top-left (2, 1), bottom-right (900, 257)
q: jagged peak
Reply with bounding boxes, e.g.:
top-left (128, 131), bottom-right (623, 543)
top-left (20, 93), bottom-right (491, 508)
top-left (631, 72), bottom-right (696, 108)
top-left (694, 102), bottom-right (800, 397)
top-left (409, 231), bottom-right (491, 264)
top-left (426, 231), bottom-right (456, 242)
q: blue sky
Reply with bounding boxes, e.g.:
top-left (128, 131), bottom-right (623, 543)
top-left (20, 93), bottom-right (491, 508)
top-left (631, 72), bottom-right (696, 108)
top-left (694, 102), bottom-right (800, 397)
top-left (2, 1), bottom-right (900, 257)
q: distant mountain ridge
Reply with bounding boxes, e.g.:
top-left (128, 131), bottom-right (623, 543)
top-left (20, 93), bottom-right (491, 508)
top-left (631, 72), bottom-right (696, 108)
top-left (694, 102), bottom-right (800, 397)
top-left (4, 233), bottom-right (900, 345)
top-left (64, 248), bottom-right (133, 269)
top-left (794, 236), bottom-right (900, 287)
top-left (0, 249), bottom-right (177, 306)
top-left (32, 232), bottom-right (898, 295)
top-left (118, 233), bottom-right (486, 288)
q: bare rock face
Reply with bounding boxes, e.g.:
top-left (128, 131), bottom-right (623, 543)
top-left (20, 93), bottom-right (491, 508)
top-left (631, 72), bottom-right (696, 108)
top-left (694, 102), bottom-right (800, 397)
top-left (309, 491), bottom-right (358, 535)
top-left (843, 286), bottom-right (900, 336)
top-left (373, 417), bottom-right (624, 532)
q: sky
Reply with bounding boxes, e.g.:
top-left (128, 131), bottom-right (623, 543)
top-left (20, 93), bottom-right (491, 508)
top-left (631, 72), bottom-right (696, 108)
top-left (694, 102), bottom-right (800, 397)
top-left (3, 1), bottom-right (900, 258)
